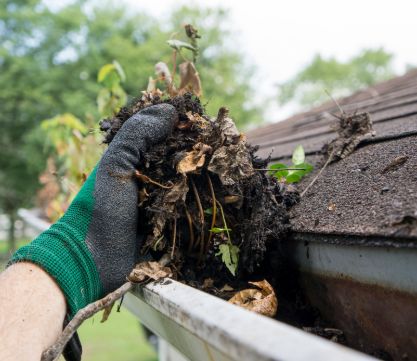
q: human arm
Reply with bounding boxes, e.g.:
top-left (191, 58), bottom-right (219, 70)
top-left (0, 263), bottom-right (66, 361)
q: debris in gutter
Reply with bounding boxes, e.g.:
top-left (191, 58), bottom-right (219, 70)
top-left (326, 111), bottom-right (375, 162)
top-left (301, 111), bottom-right (375, 197)
top-left (228, 280), bottom-right (278, 317)
top-left (381, 155), bottom-right (409, 174)
top-left (103, 93), bottom-right (292, 285)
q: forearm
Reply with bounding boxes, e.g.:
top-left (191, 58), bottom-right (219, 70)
top-left (0, 262), bottom-right (66, 361)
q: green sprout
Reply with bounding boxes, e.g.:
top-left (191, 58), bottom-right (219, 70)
top-left (269, 145), bottom-right (313, 183)
top-left (212, 201), bottom-right (239, 276)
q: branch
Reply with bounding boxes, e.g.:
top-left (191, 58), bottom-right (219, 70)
top-left (300, 150), bottom-right (335, 198)
top-left (41, 282), bottom-right (133, 361)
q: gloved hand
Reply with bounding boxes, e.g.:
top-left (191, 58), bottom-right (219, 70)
top-left (9, 104), bottom-right (177, 353)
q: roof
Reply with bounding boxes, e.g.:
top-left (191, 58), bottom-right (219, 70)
top-left (248, 70), bottom-right (417, 242)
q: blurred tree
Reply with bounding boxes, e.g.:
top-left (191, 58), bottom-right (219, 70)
top-left (0, 0), bottom-right (259, 250)
top-left (278, 48), bottom-right (395, 109)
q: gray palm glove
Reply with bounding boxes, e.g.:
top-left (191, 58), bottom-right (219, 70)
top-left (87, 103), bottom-right (178, 294)
top-left (11, 103), bottom-right (178, 316)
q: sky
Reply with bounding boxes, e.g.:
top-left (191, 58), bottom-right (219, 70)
top-left (123, 0), bottom-right (417, 121)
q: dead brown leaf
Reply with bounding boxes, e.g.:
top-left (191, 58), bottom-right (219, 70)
top-left (155, 62), bottom-right (172, 84)
top-left (176, 142), bottom-right (212, 174)
top-left (178, 61), bottom-right (202, 96)
top-left (143, 177), bottom-right (189, 250)
top-left (220, 284), bottom-right (234, 292)
top-left (128, 261), bottom-right (173, 283)
top-left (202, 278), bottom-right (214, 289)
top-left (381, 155), bottom-right (409, 174)
top-left (228, 280), bottom-right (278, 317)
top-left (208, 141), bottom-right (254, 185)
top-left (327, 202), bottom-right (336, 211)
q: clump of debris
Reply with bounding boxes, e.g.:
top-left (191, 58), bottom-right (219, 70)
top-left (101, 91), bottom-right (295, 289)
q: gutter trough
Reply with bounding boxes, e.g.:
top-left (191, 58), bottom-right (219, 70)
top-left (286, 234), bottom-right (417, 360)
top-left (124, 280), bottom-right (376, 361)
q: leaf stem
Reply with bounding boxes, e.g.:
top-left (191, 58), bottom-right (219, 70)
top-left (300, 150), bottom-right (335, 197)
top-left (206, 174), bottom-right (217, 253)
top-left (255, 167), bottom-right (307, 171)
top-left (216, 200), bottom-right (231, 243)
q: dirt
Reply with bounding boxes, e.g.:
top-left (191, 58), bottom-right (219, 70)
top-left (100, 92), bottom-right (297, 288)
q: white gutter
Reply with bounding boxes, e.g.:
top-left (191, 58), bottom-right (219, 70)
top-left (124, 280), bottom-right (377, 361)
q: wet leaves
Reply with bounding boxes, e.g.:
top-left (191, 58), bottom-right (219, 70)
top-left (107, 93), bottom-right (290, 288)
top-left (327, 111), bottom-right (375, 161)
top-left (208, 142), bottom-right (254, 185)
top-left (228, 280), bottom-right (278, 317)
top-left (128, 261), bottom-right (173, 283)
top-left (176, 142), bottom-right (212, 174)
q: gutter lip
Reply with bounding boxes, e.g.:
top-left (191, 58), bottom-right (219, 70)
top-left (125, 279), bottom-right (377, 361)
top-left (291, 231), bottom-right (417, 249)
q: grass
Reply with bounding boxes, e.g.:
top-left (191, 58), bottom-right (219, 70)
top-left (0, 241), bottom-right (157, 361)
top-left (74, 310), bottom-right (157, 361)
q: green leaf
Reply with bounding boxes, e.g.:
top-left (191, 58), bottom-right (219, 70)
top-left (41, 113), bottom-right (87, 134)
top-left (210, 227), bottom-right (232, 234)
top-left (97, 63), bottom-right (116, 83)
top-left (204, 207), bottom-right (213, 215)
top-left (216, 243), bottom-right (239, 276)
top-left (167, 39), bottom-right (196, 51)
top-left (268, 163), bottom-right (289, 177)
top-left (295, 162), bottom-right (314, 174)
top-left (286, 173), bottom-right (302, 183)
top-left (292, 145), bottom-right (305, 165)
top-left (98, 62), bottom-right (125, 89)
top-left (97, 88), bottom-right (111, 116)
top-left (112, 60), bottom-right (126, 82)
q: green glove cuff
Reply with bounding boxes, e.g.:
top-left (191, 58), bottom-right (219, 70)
top-left (9, 167), bottom-right (102, 318)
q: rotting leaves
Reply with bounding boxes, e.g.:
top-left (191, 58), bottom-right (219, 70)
top-left (228, 280), bottom-right (278, 317)
top-left (176, 142), bottom-right (212, 174)
top-left (128, 261), bottom-right (173, 283)
top-left (102, 92), bottom-right (292, 297)
top-left (326, 111), bottom-right (375, 161)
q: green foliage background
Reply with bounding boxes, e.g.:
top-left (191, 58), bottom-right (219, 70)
top-left (278, 48), bottom-right (395, 108)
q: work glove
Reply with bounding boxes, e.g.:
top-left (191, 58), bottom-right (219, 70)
top-left (9, 104), bottom-right (178, 359)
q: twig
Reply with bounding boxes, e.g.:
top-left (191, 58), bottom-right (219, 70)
top-left (216, 200), bottom-right (231, 242)
top-left (170, 211), bottom-right (177, 259)
top-left (185, 206), bottom-right (195, 252)
top-left (152, 235), bottom-right (164, 251)
top-left (41, 282), bottom-right (133, 361)
top-left (100, 302), bottom-right (114, 323)
top-left (254, 168), bottom-right (308, 171)
top-left (300, 150), bottom-right (335, 198)
top-left (206, 174), bottom-right (217, 254)
top-left (190, 178), bottom-right (205, 252)
top-left (134, 170), bottom-right (173, 189)
top-left (170, 50), bottom-right (177, 96)
top-left (325, 89), bottom-right (344, 115)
